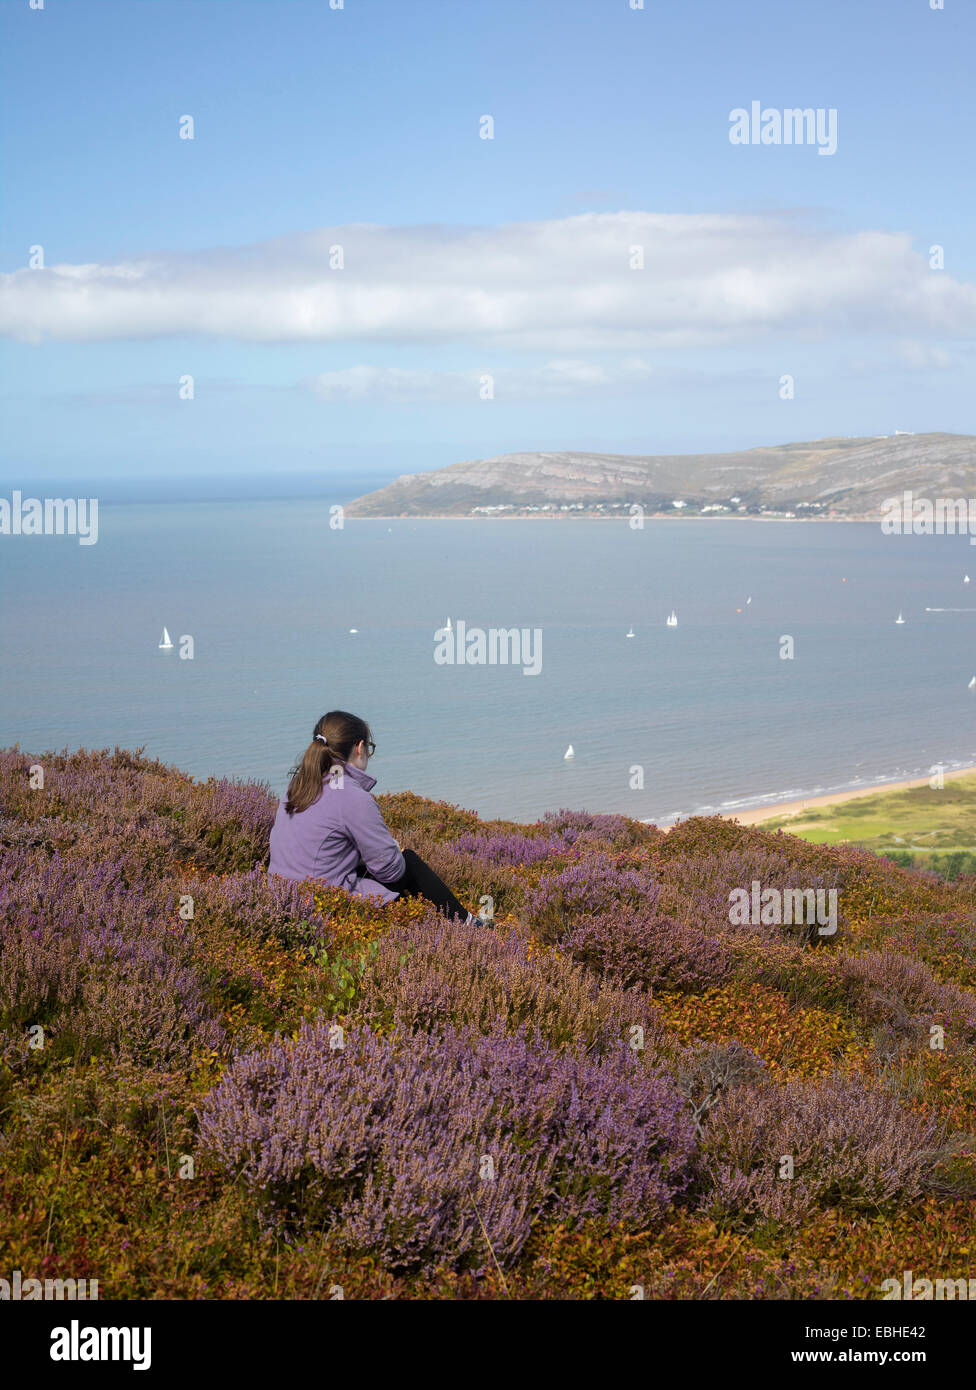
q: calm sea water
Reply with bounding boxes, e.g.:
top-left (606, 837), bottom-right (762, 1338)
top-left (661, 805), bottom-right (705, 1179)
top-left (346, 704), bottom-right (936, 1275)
top-left (2, 501), bottom-right (975, 824)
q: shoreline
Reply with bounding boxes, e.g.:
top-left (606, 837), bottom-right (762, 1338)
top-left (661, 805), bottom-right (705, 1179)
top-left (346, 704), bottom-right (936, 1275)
top-left (348, 513), bottom-right (876, 523)
top-left (711, 765), bottom-right (976, 827)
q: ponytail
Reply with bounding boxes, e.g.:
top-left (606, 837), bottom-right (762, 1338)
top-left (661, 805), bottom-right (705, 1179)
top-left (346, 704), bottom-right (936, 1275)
top-left (284, 710), bottom-right (372, 815)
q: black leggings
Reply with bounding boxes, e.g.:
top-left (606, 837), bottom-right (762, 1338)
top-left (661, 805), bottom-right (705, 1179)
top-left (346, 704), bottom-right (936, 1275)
top-left (358, 848), bottom-right (470, 922)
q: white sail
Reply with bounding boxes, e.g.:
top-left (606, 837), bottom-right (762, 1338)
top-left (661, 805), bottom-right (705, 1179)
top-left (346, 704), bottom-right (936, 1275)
top-left (445, 617), bottom-right (452, 631)
top-left (746, 596), bottom-right (752, 604)
top-left (626, 626), bottom-right (635, 638)
top-left (895, 612), bottom-right (905, 624)
top-left (966, 576), bottom-right (971, 584)
top-left (969, 676), bottom-right (976, 689)
top-left (666, 610), bottom-right (678, 627)
top-left (564, 744), bottom-right (575, 759)
top-left (159, 627), bottom-right (173, 649)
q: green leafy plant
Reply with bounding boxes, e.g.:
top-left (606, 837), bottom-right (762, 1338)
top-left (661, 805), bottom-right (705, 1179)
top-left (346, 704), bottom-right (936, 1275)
top-left (308, 939), bottom-right (381, 1009)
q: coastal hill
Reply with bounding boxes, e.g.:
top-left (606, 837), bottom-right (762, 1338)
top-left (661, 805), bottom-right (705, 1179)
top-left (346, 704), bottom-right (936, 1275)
top-left (345, 432), bottom-right (976, 519)
top-left (3, 744), bottom-right (975, 1298)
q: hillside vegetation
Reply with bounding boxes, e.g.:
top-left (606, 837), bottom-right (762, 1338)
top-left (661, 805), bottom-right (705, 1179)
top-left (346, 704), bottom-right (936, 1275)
top-left (2, 746), bottom-right (975, 1299)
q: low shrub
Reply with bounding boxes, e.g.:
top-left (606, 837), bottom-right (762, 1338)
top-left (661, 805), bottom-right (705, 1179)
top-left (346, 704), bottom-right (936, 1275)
top-left (521, 853), bottom-right (660, 944)
top-left (357, 911), bottom-right (662, 1054)
top-left (698, 1072), bottom-right (943, 1227)
top-left (198, 1019), bottom-right (697, 1274)
top-left (0, 850), bottom-right (222, 1066)
top-left (562, 905), bottom-right (729, 994)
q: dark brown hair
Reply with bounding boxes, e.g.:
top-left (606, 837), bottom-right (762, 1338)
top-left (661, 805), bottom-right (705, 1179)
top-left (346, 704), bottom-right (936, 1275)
top-left (284, 710), bottom-right (373, 815)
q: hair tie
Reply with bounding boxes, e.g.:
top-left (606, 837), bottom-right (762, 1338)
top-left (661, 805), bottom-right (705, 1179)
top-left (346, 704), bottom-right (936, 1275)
top-left (315, 733), bottom-right (328, 746)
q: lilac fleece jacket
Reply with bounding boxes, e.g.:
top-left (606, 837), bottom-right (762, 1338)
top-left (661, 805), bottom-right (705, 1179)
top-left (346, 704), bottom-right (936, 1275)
top-left (268, 761), bottom-right (406, 905)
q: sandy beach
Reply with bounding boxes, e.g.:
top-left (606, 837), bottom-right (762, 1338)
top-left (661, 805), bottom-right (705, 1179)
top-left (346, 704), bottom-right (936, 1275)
top-left (722, 766), bottom-right (976, 826)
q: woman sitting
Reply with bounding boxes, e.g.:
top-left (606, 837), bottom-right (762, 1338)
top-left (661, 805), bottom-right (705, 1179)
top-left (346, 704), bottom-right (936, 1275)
top-left (269, 709), bottom-right (484, 925)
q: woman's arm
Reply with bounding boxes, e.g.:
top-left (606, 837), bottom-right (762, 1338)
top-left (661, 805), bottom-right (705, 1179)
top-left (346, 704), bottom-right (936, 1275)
top-left (349, 792), bottom-right (406, 884)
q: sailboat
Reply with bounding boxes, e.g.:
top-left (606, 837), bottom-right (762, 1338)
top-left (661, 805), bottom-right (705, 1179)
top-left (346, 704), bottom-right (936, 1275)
top-left (746, 596), bottom-right (752, 605)
top-left (158, 627), bottom-right (173, 649)
top-left (965, 576), bottom-right (971, 585)
top-left (564, 744), bottom-right (575, 760)
top-left (666, 610), bottom-right (678, 628)
top-left (626, 626), bottom-right (635, 638)
top-left (895, 612), bottom-right (905, 625)
top-left (969, 677), bottom-right (976, 690)
top-left (445, 617), bottom-right (453, 631)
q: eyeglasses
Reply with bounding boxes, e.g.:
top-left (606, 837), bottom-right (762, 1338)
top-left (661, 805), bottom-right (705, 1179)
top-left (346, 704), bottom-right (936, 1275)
top-left (364, 740), bottom-right (376, 756)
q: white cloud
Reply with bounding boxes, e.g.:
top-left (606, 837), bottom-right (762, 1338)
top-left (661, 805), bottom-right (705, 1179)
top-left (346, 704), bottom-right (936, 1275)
top-left (3, 213), bottom-right (976, 350)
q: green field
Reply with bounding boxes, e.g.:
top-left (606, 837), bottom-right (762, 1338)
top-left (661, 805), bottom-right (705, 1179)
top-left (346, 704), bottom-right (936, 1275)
top-left (766, 773), bottom-right (976, 878)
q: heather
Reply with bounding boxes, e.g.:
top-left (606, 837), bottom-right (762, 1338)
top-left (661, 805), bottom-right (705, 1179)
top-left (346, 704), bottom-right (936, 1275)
top-left (1, 745), bottom-right (975, 1298)
top-left (698, 1072), bottom-right (943, 1227)
top-left (197, 1019), bottom-right (695, 1273)
top-left (562, 905), bottom-right (730, 993)
top-left (355, 911), bottom-right (662, 1053)
top-left (0, 849), bottom-right (222, 1068)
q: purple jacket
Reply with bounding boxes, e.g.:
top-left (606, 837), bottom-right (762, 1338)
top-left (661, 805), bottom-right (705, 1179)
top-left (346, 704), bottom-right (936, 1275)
top-left (268, 762), bottom-right (406, 905)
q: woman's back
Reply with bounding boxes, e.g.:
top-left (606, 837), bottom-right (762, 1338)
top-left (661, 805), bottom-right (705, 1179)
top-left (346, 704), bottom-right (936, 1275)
top-left (269, 761), bottom-right (404, 903)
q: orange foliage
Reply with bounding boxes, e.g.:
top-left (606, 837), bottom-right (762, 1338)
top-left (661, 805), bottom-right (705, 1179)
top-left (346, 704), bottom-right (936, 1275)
top-left (654, 980), bottom-right (871, 1079)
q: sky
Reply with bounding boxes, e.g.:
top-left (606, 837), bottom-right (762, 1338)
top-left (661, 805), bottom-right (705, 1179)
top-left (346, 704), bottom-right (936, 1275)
top-left (1, 0), bottom-right (974, 486)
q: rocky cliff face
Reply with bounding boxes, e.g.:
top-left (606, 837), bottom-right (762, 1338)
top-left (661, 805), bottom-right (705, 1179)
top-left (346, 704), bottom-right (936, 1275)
top-left (345, 434), bottom-right (976, 517)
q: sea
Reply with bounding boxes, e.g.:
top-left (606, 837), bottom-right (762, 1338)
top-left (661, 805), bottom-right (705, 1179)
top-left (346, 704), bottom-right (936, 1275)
top-left (2, 491), bottom-right (975, 825)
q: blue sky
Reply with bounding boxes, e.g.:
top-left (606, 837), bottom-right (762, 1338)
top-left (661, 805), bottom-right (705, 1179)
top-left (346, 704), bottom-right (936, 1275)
top-left (1, 0), bottom-right (974, 483)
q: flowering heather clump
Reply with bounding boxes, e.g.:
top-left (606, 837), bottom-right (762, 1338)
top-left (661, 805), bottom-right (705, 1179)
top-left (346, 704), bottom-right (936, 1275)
top-left (171, 777), bottom-right (278, 873)
top-left (0, 745), bottom-right (176, 824)
top-left (852, 909), bottom-right (976, 991)
top-left (450, 830), bottom-right (567, 866)
top-left (0, 746), bottom-right (276, 874)
top-left (71, 813), bottom-right (188, 887)
top-left (185, 866), bottom-right (324, 949)
top-left (540, 808), bottom-right (660, 851)
top-left (0, 848), bottom-right (171, 951)
top-left (562, 905), bottom-right (729, 994)
top-left (197, 1018), bottom-right (696, 1273)
top-left (833, 949), bottom-right (976, 1040)
top-left (521, 853), bottom-right (661, 943)
top-left (698, 1072), bottom-right (944, 1227)
top-left (0, 851), bottom-right (222, 1066)
top-left (357, 910), bottom-right (663, 1054)
top-left (73, 928), bottom-right (224, 1065)
top-left (0, 812), bottom-right (85, 856)
top-left (651, 841), bottom-right (847, 943)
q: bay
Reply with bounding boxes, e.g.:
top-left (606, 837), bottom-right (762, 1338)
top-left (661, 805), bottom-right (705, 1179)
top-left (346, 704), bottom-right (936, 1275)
top-left (2, 501), bottom-right (974, 823)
